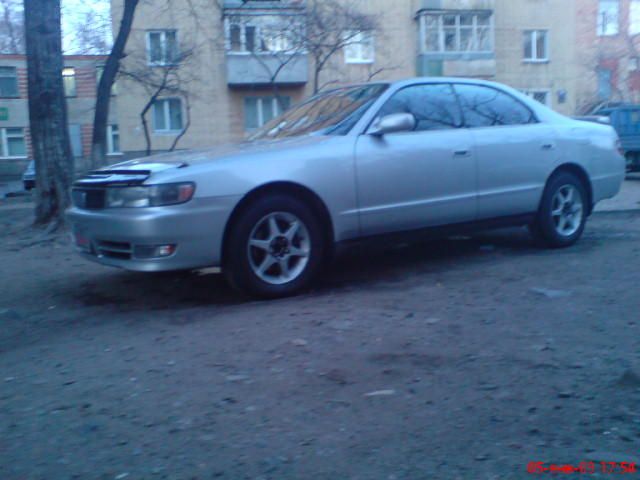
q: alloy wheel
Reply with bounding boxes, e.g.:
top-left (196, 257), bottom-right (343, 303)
top-left (551, 184), bottom-right (584, 237)
top-left (247, 212), bottom-right (311, 285)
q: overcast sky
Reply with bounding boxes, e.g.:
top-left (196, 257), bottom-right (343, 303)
top-left (61, 0), bottom-right (113, 54)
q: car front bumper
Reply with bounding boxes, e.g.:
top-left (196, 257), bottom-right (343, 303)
top-left (65, 195), bottom-right (241, 272)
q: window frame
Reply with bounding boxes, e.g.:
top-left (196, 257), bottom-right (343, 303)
top-left (107, 124), bottom-right (122, 155)
top-left (244, 95), bottom-right (291, 132)
top-left (96, 65), bottom-right (117, 96)
top-left (224, 16), bottom-right (300, 55)
top-left (452, 83), bottom-right (539, 129)
top-left (419, 10), bottom-right (494, 54)
top-left (152, 98), bottom-right (184, 134)
top-left (146, 30), bottom-right (179, 66)
top-left (0, 66), bottom-right (19, 98)
top-left (597, 0), bottom-right (620, 36)
top-left (62, 67), bottom-right (77, 98)
top-left (343, 30), bottom-right (375, 64)
top-left (0, 127), bottom-right (27, 159)
top-left (521, 89), bottom-right (552, 107)
top-left (523, 30), bottom-right (549, 63)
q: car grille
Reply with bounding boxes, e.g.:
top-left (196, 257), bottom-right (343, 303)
top-left (95, 240), bottom-right (132, 260)
top-left (72, 188), bottom-right (106, 210)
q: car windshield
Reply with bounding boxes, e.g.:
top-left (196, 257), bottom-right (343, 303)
top-left (248, 84), bottom-right (389, 141)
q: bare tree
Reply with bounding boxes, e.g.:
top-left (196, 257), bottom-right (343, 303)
top-left (90, 0), bottom-right (139, 169)
top-left (119, 48), bottom-right (196, 156)
top-left (0, 0), bottom-right (23, 53)
top-left (303, 0), bottom-right (379, 94)
top-left (24, 0), bottom-right (74, 228)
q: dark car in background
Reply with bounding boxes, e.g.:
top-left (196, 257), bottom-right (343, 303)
top-left (592, 104), bottom-right (640, 172)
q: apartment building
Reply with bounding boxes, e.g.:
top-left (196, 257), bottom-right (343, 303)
top-left (111, 0), bottom-right (581, 157)
top-left (0, 54), bottom-right (119, 178)
top-left (575, 0), bottom-right (640, 112)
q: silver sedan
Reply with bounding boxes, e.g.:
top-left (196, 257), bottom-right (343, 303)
top-left (66, 78), bottom-right (626, 297)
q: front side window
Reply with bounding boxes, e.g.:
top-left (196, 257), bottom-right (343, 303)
top-left (152, 99), bottom-right (183, 133)
top-left (62, 67), bottom-right (76, 97)
top-left (598, 0), bottom-right (619, 36)
top-left (244, 96), bottom-right (291, 131)
top-left (377, 84), bottom-right (462, 131)
top-left (523, 30), bottom-right (548, 62)
top-left (147, 30), bottom-right (179, 65)
top-left (107, 125), bottom-right (121, 154)
top-left (455, 84), bottom-right (536, 128)
top-left (344, 31), bottom-right (375, 63)
top-left (421, 11), bottom-right (493, 53)
top-left (0, 67), bottom-right (19, 97)
top-left (1, 127), bottom-right (27, 158)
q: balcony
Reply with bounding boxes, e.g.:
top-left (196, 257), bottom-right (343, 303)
top-left (226, 53), bottom-right (308, 86)
top-left (224, 2), bottom-right (308, 86)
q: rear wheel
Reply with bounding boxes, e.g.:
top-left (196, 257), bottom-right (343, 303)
top-left (530, 172), bottom-right (588, 248)
top-left (224, 194), bottom-right (326, 298)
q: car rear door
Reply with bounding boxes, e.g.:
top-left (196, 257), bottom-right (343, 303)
top-left (453, 83), bottom-right (558, 220)
top-left (354, 83), bottom-right (477, 236)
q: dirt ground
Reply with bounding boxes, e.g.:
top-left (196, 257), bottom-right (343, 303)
top-left (1, 201), bottom-right (639, 480)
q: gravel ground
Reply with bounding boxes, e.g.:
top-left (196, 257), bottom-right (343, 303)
top-left (0, 204), bottom-right (639, 480)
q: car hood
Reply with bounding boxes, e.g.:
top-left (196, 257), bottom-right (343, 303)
top-left (103, 136), bottom-right (335, 173)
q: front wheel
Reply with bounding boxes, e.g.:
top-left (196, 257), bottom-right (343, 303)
top-left (529, 172), bottom-right (588, 248)
top-left (224, 194), bottom-right (327, 298)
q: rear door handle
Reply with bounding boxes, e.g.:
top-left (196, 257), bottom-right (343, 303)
top-left (542, 143), bottom-right (555, 150)
top-left (454, 150), bottom-right (470, 157)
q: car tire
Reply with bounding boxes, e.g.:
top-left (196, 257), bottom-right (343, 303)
top-left (224, 194), bottom-right (327, 298)
top-left (529, 171), bottom-right (588, 248)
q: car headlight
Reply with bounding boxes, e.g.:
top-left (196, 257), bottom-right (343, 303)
top-left (105, 183), bottom-right (196, 208)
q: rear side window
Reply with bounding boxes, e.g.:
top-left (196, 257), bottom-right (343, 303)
top-left (454, 84), bottom-right (536, 128)
top-left (377, 84), bottom-right (462, 131)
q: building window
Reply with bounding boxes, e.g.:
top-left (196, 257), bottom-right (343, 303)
top-left (420, 11), bottom-right (493, 54)
top-left (107, 125), bottom-right (121, 154)
top-left (244, 96), bottom-right (291, 131)
top-left (598, 68), bottom-right (613, 100)
top-left (0, 127), bottom-right (26, 158)
top-left (344, 31), bottom-right (374, 64)
top-left (523, 30), bottom-right (548, 62)
top-left (0, 67), bottom-right (19, 97)
top-left (152, 98), bottom-right (183, 133)
top-left (522, 90), bottom-right (551, 106)
top-left (598, 0), bottom-right (619, 36)
top-left (62, 67), bottom-right (76, 97)
top-left (96, 66), bottom-right (117, 95)
top-left (630, 0), bottom-right (640, 34)
top-left (147, 30), bottom-right (179, 65)
top-left (226, 16), bottom-right (298, 54)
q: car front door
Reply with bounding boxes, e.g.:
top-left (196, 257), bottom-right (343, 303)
top-left (354, 83), bottom-right (477, 236)
top-left (453, 83), bottom-right (558, 220)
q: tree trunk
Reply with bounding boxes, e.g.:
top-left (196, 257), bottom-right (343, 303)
top-left (91, 0), bottom-right (139, 170)
top-left (24, 0), bottom-right (74, 228)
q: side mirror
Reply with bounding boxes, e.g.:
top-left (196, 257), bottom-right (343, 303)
top-left (368, 113), bottom-right (416, 136)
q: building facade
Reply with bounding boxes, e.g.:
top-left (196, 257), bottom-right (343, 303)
top-left (0, 54), bottom-right (119, 179)
top-left (575, 0), bottom-right (640, 112)
top-left (111, 0), bottom-right (584, 157)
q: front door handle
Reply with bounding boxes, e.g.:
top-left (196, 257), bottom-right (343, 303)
top-left (542, 143), bottom-right (555, 150)
top-left (454, 150), bottom-right (470, 157)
